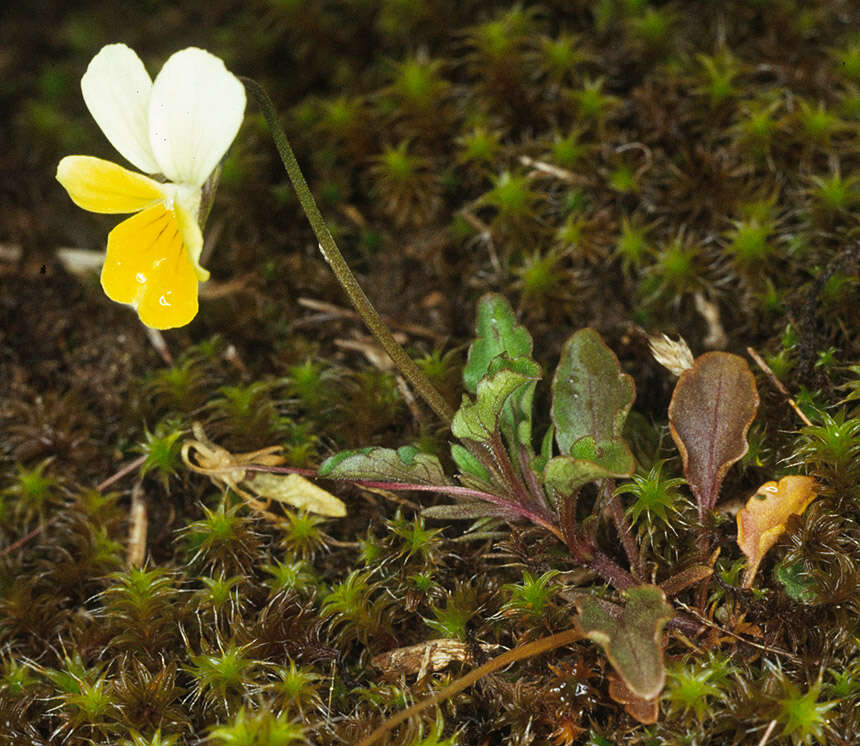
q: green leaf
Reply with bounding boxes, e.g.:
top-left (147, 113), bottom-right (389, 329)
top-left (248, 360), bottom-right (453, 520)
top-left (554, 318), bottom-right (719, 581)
top-left (530, 425), bottom-right (555, 475)
top-left (318, 446), bottom-right (449, 485)
top-left (450, 443), bottom-right (492, 482)
top-left (668, 351), bottom-right (759, 517)
top-left (577, 585), bottom-right (673, 700)
top-left (463, 294), bottom-right (534, 393)
top-left (451, 367), bottom-right (539, 443)
top-left (487, 355), bottom-right (541, 450)
top-left (540, 425), bottom-right (555, 461)
top-left (569, 436), bottom-right (636, 472)
top-left (775, 560), bottom-right (818, 605)
top-left (543, 437), bottom-right (635, 497)
top-left (552, 328), bottom-right (635, 456)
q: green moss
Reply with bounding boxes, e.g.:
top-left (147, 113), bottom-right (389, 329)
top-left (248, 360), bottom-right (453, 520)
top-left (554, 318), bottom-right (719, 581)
top-left (774, 560), bottom-right (818, 604)
top-left (810, 171), bottom-right (858, 216)
top-left (693, 50), bottom-right (742, 106)
top-left (187, 641), bottom-right (260, 714)
top-left (121, 730), bottom-right (180, 746)
top-left (569, 77), bottom-right (620, 123)
top-left (182, 502), bottom-right (263, 575)
top-left (512, 249), bottom-right (566, 303)
top-left (457, 125), bottom-right (502, 166)
top-left (725, 217), bottom-right (773, 267)
top-left (423, 585), bottom-right (476, 641)
top-left (267, 660), bottom-right (322, 714)
top-left (608, 164), bottom-right (638, 194)
top-left (626, 5), bottom-right (676, 49)
top-left (370, 141), bottom-right (441, 226)
top-left (794, 411), bottom-right (860, 490)
top-left (500, 570), bottom-right (559, 622)
top-left (321, 569), bottom-right (394, 646)
top-left (208, 707), bottom-right (305, 744)
top-left (483, 170), bottom-right (541, 220)
top-left (387, 57), bottom-right (449, 114)
top-left (614, 216), bottom-right (651, 270)
top-left (615, 461), bottom-right (684, 528)
top-left (794, 100), bottom-right (844, 146)
top-left (664, 654), bottom-right (734, 723)
top-left (549, 129), bottom-right (588, 170)
top-left (467, 5), bottom-right (536, 64)
top-left (2, 460), bottom-right (61, 526)
top-left (831, 42), bottom-right (860, 82)
top-left (262, 559), bottom-right (316, 596)
top-left (135, 420), bottom-right (185, 488)
top-left (281, 511), bottom-right (328, 559)
top-left (644, 234), bottom-right (703, 302)
top-left (538, 33), bottom-right (590, 84)
top-left (733, 98), bottom-right (782, 156)
top-left (776, 678), bottom-right (837, 745)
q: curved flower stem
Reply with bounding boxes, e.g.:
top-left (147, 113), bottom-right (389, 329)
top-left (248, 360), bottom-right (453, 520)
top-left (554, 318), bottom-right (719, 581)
top-left (355, 626), bottom-right (583, 746)
top-left (242, 77), bottom-right (454, 426)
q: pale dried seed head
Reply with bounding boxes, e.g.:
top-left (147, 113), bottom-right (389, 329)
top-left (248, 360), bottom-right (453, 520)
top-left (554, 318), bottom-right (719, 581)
top-left (648, 333), bottom-right (695, 376)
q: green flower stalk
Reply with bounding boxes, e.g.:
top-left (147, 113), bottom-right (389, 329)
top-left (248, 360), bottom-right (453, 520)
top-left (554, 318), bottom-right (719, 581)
top-left (242, 77), bottom-right (454, 427)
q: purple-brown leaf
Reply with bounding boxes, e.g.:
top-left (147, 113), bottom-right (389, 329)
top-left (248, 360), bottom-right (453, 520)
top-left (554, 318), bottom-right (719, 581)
top-left (576, 585), bottom-right (673, 700)
top-left (668, 352), bottom-right (759, 519)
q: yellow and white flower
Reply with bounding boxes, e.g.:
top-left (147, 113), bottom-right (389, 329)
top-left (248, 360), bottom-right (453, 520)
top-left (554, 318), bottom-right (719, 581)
top-left (56, 44), bottom-right (245, 329)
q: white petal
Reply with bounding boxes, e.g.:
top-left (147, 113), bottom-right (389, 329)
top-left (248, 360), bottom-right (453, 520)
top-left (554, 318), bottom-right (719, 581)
top-left (148, 47), bottom-right (245, 186)
top-left (81, 44), bottom-right (160, 174)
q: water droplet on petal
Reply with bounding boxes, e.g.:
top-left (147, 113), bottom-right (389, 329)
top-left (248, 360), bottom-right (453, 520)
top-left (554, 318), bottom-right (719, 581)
top-left (136, 272), bottom-right (146, 284)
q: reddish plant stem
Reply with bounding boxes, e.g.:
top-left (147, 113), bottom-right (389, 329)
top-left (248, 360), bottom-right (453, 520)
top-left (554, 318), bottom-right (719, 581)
top-left (604, 482), bottom-right (641, 582)
top-left (489, 432), bottom-right (534, 507)
top-left (588, 547), bottom-right (636, 590)
top-left (519, 443), bottom-right (549, 509)
top-left (667, 612), bottom-right (706, 636)
top-left (558, 498), bottom-right (636, 591)
top-left (463, 438), bottom-right (508, 488)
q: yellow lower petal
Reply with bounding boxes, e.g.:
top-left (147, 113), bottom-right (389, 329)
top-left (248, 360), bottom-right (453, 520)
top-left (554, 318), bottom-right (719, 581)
top-left (57, 156), bottom-right (164, 214)
top-left (101, 205), bottom-right (199, 329)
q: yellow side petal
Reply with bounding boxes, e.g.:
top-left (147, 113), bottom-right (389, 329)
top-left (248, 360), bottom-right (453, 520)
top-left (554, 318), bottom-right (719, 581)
top-left (101, 204), bottom-right (199, 329)
top-left (172, 185), bottom-right (209, 281)
top-left (57, 156), bottom-right (165, 214)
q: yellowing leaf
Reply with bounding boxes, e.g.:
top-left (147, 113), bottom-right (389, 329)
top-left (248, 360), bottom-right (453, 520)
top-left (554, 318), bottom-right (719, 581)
top-left (246, 473), bottom-right (346, 517)
top-left (737, 475), bottom-right (818, 588)
top-left (181, 423), bottom-right (346, 518)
